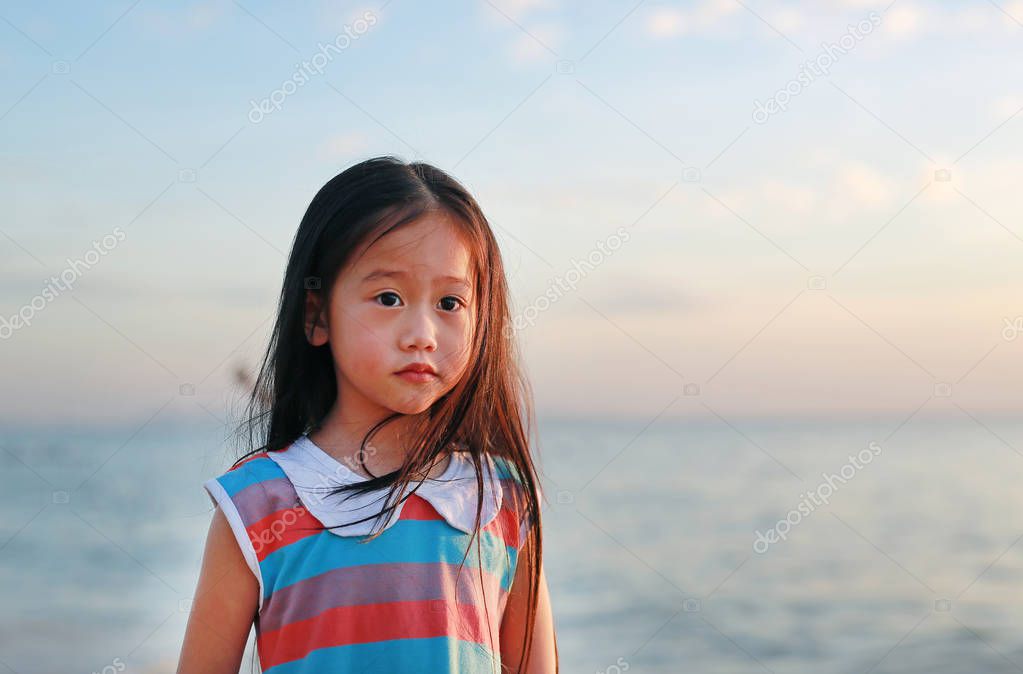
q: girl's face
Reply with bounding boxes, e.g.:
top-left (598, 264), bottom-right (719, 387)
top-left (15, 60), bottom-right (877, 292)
top-left (305, 212), bottom-right (477, 420)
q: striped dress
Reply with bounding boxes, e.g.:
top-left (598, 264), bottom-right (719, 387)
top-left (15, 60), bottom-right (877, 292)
top-left (203, 434), bottom-right (533, 673)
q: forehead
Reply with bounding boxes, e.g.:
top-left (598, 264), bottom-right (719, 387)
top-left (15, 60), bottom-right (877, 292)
top-left (350, 211), bottom-right (474, 280)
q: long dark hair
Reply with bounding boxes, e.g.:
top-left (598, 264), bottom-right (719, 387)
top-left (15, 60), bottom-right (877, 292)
top-left (231, 155), bottom-right (551, 672)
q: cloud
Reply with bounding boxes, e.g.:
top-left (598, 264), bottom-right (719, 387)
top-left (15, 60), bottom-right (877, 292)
top-left (642, 1), bottom-right (1018, 46)
top-left (771, 8), bottom-right (807, 34)
top-left (921, 157), bottom-right (1023, 219)
top-left (991, 96), bottom-right (1023, 121)
top-left (700, 162), bottom-right (902, 237)
top-left (646, 7), bottom-right (685, 37)
top-left (509, 22), bottom-right (563, 62)
top-left (316, 4), bottom-right (383, 29)
top-left (319, 132), bottom-right (371, 160)
top-left (492, 0), bottom-right (557, 17)
top-left (761, 178), bottom-right (818, 215)
top-left (880, 4), bottom-right (923, 40)
top-left (477, 0), bottom-right (562, 63)
top-left (838, 162), bottom-right (893, 206)
top-left (1005, 1), bottom-right (1023, 24)
top-left (833, 0), bottom-right (880, 7)
top-left (583, 273), bottom-right (702, 317)
top-left (860, 3), bottom-right (1017, 41)
top-left (644, 0), bottom-right (739, 37)
top-left (137, 0), bottom-right (227, 36)
top-left (708, 179), bottom-right (817, 226)
top-left (950, 6), bottom-right (994, 34)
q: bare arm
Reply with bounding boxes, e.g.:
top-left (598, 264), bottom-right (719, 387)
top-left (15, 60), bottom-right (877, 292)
top-left (500, 533), bottom-right (557, 673)
top-left (177, 506), bottom-right (259, 674)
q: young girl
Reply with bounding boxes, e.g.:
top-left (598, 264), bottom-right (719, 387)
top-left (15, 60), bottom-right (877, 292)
top-left (177, 157), bottom-right (557, 673)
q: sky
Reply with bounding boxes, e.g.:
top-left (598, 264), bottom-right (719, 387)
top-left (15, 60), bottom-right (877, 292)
top-left (2, 0), bottom-right (1023, 426)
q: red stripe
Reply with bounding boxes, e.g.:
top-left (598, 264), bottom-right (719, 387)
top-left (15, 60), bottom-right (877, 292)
top-left (395, 493), bottom-right (447, 523)
top-left (248, 506), bottom-right (323, 561)
top-left (230, 451), bottom-right (270, 471)
top-left (245, 489), bottom-right (523, 563)
top-left (485, 503), bottom-right (521, 548)
top-left (258, 599), bottom-right (497, 668)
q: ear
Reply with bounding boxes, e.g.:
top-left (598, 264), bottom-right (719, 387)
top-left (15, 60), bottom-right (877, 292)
top-left (304, 289), bottom-right (329, 346)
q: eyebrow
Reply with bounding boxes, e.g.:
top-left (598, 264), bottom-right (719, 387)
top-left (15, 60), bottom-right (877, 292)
top-left (360, 269), bottom-right (471, 289)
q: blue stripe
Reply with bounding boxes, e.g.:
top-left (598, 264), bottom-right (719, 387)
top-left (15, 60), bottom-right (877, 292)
top-left (262, 636), bottom-right (500, 674)
top-left (218, 456), bottom-right (285, 496)
top-left (490, 455), bottom-right (519, 482)
top-left (259, 519), bottom-right (518, 600)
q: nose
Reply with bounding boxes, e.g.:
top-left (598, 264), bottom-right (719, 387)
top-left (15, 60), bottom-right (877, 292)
top-left (399, 303), bottom-right (438, 353)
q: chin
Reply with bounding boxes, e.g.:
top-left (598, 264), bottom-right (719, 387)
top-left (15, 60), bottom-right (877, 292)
top-left (386, 397), bottom-right (437, 416)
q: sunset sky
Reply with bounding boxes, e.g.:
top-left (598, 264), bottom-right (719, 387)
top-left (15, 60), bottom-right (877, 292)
top-left (3, 0), bottom-right (1022, 425)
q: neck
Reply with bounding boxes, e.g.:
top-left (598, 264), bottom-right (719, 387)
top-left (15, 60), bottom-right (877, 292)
top-left (310, 406), bottom-right (447, 479)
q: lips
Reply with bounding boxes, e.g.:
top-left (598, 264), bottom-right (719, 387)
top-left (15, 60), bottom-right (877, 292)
top-left (396, 362), bottom-right (436, 375)
top-left (395, 363), bottom-right (438, 382)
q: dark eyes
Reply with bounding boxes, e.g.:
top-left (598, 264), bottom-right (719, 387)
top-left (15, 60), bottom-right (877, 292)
top-left (374, 292), bottom-right (464, 312)
top-left (376, 292), bottom-right (400, 307)
top-left (438, 296), bottom-right (462, 312)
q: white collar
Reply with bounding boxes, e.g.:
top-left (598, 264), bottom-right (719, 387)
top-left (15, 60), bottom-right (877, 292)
top-left (266, 434), bottom-right (503, 537)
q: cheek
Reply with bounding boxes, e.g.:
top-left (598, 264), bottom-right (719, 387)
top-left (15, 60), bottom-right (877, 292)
top-left (442, 316), bottom-right (474, 369)
top-left (331, 307), bottom-right (390, 375)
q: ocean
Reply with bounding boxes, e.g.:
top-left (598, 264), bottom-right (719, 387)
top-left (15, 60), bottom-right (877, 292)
top-left (2, 415), bottom-right (1022, 673)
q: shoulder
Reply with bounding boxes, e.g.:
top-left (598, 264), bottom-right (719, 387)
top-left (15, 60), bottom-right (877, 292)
top-left (488, 454), bottom-right (542, 550)
top-left (201, 449), bottom-right (300, 612)
top-left (489, 454), bottom-right (542, 502)
top-left (204, 450), bottom-right (298, 523)
top-left (208, 451), bottom-right (286, 495)
top-left (490, 454), bottom-right (530, 487)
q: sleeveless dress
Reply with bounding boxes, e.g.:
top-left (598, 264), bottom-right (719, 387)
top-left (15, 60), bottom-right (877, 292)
top-left (203, 434), bottom-right (534, 673)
